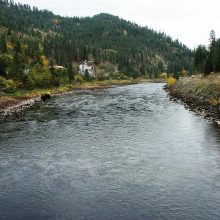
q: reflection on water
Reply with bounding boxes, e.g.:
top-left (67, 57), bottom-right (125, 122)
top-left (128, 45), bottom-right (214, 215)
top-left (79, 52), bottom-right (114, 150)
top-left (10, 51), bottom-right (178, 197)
top-left (0, 83), bottom-right (220, 220)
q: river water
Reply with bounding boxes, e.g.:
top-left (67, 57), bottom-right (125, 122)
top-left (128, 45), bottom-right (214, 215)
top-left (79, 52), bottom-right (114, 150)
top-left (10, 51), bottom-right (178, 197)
top-left (0, 83), bottom-right (220, 220)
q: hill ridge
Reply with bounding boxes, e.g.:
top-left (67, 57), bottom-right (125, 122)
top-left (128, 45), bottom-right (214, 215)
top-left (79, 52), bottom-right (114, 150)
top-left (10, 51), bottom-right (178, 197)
top-left (0, 0), bottom-right (193, 80)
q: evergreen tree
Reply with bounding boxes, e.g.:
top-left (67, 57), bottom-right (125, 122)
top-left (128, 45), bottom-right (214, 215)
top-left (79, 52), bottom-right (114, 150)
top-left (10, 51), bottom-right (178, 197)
top-left (194, 30), bottom-right (220, 75)
top-left (49, 59), bottom-right (55, 76)
top-left (84, 69), bottom-right (90, 80)
top-left (67, 64), bottom-right (74, 82)
top-left (194, 45), bottom-right (208, 73)
top-left (204, 55), bottom-right (213, 75)
top-left (13, 39), bottom-right (22, 54)
top-left (11, 52), bottom-right (24, 79)
top-left (0, 0), bottom-right (193, 77)
top-left (209, 30), bottom-right (216, 49)
top-left (0, 0), bottom-right (195, 91)
top-left (0, 55), bottom-right (11, 78)
top-left (0, 34), bottom-right (7, 53)
top-left (213, 39), bottom-right (220, 72)
top-left (207, 30), bottom-right (216, 72)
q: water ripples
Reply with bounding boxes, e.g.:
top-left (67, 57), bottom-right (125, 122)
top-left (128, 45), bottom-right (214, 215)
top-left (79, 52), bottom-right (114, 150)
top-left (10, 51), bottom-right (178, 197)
top-left (0, 83), bottom-right (220, 219)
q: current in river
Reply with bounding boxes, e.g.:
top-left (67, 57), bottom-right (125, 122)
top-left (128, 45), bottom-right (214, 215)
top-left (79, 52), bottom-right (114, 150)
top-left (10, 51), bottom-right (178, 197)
top-left (0, 83), bottom-right (220, 219)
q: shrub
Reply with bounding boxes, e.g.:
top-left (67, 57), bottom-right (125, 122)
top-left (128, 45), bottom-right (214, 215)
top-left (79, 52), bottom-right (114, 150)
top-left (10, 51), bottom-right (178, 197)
top-left (5, 79), bottom-right (16, 93)
top-left (74, 75), bottom-right (83, 83)
top-left (99, 61), bottom-right (115, 73)
top-left (0, 76), bottom-right (6, 91)
top-left (96, 69), bottom-right (108, 80)
top-left (160, 72), bottom-right (167, 79)
top-left (84, 69), bottom-right (90, 81)
top-left (181, 70), bottom-right (188, 77)
top-left (110, 72), bottom-right (128, 80)
top-left (0, 77), bottom-right (17, 93)
top-left (24, 75), bottom-right (36, 89)
top-left (208, 97), bottom-right (218, 106)
top-left (25, 64), bottom-right (53, 88)
top-left (0, 55), bottom-right (12, 78)
top-left (167, 77), bottom-right (176, 86)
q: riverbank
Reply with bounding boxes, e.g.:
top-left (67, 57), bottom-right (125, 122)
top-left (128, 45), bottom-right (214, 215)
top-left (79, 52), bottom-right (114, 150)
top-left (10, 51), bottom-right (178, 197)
top-left (166, 75), bottom-right (220, 126)
top-left (0, 78), bottom-right (157, 116)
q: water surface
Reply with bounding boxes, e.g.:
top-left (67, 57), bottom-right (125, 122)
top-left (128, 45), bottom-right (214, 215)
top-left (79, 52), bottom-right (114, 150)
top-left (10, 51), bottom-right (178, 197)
top-left (0, 83), bottom-right (220, 219)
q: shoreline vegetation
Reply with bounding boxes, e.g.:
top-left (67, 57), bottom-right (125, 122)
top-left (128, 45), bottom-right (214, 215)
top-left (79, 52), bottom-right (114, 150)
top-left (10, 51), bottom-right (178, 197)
top-left (0, 0), bottom-right (219, 124)
top-left (0, 78), bottom-right (163, 117)
top-left (165, 30), bottom-right (220, 126)
top-left (165, 74), bottom-right (220, 126)
top-left (0, 0), bottom-right (193, 119)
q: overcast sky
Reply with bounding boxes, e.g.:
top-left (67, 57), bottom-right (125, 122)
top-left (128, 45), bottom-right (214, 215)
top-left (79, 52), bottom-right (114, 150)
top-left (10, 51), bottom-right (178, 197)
top-left (14, 0), bottom-right (220, 49)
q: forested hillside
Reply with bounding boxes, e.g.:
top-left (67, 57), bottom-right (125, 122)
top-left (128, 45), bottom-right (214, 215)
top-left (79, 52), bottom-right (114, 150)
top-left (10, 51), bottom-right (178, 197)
top-left (0, 0), bottom-right (193, 91)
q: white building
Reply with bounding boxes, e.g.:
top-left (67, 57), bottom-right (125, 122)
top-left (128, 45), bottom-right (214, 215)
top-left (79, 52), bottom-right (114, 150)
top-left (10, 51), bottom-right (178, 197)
top-left (53, 65), bottom-right (65, 70)
top-left (79, 60), bottom-right (95, 77)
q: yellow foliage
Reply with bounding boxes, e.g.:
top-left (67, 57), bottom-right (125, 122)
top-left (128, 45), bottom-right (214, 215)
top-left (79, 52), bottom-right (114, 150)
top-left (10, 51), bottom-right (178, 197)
top-left (58, 87), bottom-right (67, 93)
top-left (40, 55), bottom-right (49, 67)
top-left (167, 77), bottom-right (176, 86)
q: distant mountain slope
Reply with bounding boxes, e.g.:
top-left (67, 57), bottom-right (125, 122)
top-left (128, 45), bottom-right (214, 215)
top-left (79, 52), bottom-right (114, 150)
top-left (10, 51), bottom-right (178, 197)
top-left (0, 0), bottom-right (193, 76)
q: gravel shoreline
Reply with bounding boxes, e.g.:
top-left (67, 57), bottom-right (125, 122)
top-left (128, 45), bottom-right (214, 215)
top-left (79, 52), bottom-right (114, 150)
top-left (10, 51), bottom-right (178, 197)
top-left (0, 97), bottom-right (41, 117)
top-left (166, 85), bottom-right (220, 127)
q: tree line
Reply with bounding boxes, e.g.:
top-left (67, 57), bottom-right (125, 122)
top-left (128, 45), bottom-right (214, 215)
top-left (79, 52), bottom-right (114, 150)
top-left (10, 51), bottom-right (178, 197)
top-left (0, 0), bottom-right (193, 92)
top-left (194, 30), bottom-right (220, 75)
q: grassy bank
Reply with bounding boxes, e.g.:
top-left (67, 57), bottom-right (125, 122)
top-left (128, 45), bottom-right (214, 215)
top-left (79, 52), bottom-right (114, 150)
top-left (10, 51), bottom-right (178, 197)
top-left (166, 74), bottom-right (220, 124)
top-left (0, 78), bottom-right (154, 115)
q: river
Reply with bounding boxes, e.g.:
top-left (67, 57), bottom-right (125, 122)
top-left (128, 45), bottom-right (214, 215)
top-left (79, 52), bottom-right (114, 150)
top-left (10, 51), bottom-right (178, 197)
top-left (0, 83), bottom-right (220, 219)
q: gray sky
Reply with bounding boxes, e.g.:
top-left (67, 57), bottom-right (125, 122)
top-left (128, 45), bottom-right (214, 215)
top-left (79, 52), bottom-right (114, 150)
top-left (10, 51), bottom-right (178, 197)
top-left (14, 0), bottom-right (220, 49)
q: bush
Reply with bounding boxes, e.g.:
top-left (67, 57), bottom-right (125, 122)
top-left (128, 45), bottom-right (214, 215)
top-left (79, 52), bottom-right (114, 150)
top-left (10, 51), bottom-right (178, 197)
top-left (24, 64), bottom-right (53, 88)
top-left (160, 72), bottom-right (167, 79)
top-left (110, 72), bottom-right (128, 80)
top-left (54, 68), bottom-right (68, 85)
top-left (24, 74), bottom-right (36, 89)
top-left (5, 79), bottom-right (16, 93)
top-left (181, 70), bottom-right (188, 77)
top-left (0, 76), bottom-right (17, 93)
top-left (167, 77), bottom-right (176, 86)
top-left (84, 69), bottom-right (90, 81)
top-left (0, 55), bottom-right (12, 78)
top-left (99, 61), bottom-right (115, 73)
top-left (208, 97), bottom-right (218, 106)
top-left (96, 69), bottom-right (108, 80)
top-left (74, 75), bottom-right (83, 83)
top-left (0, 76), bottom-right (6, 91)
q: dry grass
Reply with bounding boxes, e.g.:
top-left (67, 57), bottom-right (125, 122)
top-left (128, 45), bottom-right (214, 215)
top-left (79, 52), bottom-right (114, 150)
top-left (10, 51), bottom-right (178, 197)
top-left (172, 74), bottom-right (220, 105)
